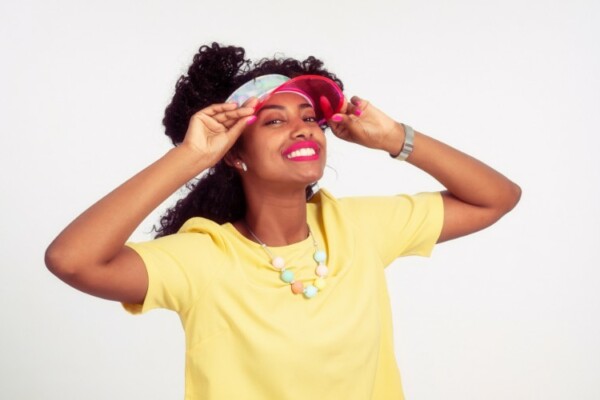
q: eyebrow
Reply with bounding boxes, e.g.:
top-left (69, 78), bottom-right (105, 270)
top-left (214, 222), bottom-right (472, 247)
top-left (256, 103), bottom-right (314, 114)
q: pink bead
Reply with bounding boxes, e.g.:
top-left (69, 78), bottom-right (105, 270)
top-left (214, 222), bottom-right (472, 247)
top-left (316, 264), bottom-right (329, 277)
top-left (272, 256), bottom-right (285, 269)
top-left (291, 281), bottom-right (304, 294)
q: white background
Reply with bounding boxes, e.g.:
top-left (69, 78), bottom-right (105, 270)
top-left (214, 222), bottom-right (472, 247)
top-left (1, 0), bottom-right (599, 399)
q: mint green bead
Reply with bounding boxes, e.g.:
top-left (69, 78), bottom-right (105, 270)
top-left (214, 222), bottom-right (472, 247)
top-left (280, 270), bottom-right (294, 283)
top-left (313, 250), bottom-right (327, 263)
top-left (303, 285), bottom-right (318, 298)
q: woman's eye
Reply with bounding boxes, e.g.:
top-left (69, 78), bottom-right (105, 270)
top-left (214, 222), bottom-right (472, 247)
top-left (264, 115), bottom-right (316, 125)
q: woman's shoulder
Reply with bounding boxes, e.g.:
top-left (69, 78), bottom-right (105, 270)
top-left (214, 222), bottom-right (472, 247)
top-left (313, 188), bottom-right (443, 229)
top-left (179, 216), bottom-right (225, 234)
top-left (314, 187), bottom-right (440, 208)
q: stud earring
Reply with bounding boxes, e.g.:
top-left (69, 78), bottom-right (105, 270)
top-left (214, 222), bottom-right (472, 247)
top-left (238, 161), bottom-right (248, 172)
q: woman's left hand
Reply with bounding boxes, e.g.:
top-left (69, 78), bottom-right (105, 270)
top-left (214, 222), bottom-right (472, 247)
top-left (327, 96), bottom-right (405, 155)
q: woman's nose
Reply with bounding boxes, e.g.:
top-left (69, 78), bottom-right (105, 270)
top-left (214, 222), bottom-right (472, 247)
top-left (290, 118), bottom-right (313, 139)
top-left (292, 130), bottom-right (311, 139)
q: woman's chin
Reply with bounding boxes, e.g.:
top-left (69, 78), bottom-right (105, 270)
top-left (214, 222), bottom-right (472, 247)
top-left (299, 171), bottom-right (324, 186)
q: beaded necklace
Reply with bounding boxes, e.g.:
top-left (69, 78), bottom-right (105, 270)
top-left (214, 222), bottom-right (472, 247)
top-left (245, 223), bottom-right (328, 299)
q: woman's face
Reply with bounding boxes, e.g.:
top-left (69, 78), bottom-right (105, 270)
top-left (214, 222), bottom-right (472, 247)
top-left (237, 92), bottom-right (327, 192)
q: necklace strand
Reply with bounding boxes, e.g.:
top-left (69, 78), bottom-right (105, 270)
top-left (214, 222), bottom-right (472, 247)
top-left (244, 223), bottom-right (328, 299)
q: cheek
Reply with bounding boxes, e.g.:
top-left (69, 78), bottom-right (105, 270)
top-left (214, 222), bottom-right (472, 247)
top-left (237, 130), bottom-right (263, 157)
top-left (319, 132), bottom-right (327, 159)
top-left (239, 137), bottom-right (281, 168)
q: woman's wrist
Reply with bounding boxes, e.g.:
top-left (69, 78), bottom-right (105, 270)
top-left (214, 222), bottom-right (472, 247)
top-left (168, 145), bottom-right (214, 180)
top-left (388, 123), bottom-right (414, 161)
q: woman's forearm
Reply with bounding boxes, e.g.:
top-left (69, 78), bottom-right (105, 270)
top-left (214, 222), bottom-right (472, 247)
top-left (407, 130), bottom-right (521, 212)
top-left (45, 145), bottom-right (210, 275)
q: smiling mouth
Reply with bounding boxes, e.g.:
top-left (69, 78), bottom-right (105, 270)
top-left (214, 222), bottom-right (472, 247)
top-left (286, 148), bottom-right (317, 159)
top-left (283, 141), bottom-right (321, 161)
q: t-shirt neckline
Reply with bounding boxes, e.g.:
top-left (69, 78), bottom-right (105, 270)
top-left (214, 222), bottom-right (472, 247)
top-left (222, 222), bottom-right (314, 253)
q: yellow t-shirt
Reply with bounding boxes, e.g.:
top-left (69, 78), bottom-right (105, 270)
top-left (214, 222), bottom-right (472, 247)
top-left (125, 189), bottom-right (443, 399)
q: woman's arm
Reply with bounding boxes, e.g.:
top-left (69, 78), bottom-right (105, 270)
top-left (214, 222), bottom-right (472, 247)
top-left (45, 102), bottom-right (256, 303)
top-left (401, 129), bottom-right (521, 242)
top-left (328, 97), bottom-right (521, 243)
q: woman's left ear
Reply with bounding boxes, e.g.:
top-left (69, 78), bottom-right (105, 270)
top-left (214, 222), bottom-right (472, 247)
top-left (238, 161), bottom-right (248, 172)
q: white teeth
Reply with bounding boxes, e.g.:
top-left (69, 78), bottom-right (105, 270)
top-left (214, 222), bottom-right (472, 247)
top-left (287, 148), bottom-right (316, 159)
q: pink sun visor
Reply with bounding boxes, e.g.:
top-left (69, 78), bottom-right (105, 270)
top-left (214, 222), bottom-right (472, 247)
top-left (225, 74), bottom-right (344, 124)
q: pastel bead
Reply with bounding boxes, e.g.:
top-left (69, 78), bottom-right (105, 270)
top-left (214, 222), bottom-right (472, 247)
top-left (272, 256), bottom-right (285, 269)
top-left (291, 281), bottom-right (304, 294)
top-left (313, 250), bottom-right (327, 263)
top-left (280, 270), bottom-right (294, 283)
top-left (315, 264), bottom-right (329, 277)
top-left (314, 277), bottom-right (327, 290)
top-left (303, 285), bottom-right (318, 298)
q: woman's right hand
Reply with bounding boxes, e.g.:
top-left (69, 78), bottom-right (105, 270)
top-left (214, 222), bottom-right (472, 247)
top-left (181, 99), bottom-right (258, 166)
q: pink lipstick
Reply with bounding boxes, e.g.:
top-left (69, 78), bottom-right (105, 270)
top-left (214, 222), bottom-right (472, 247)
top-left (282, 141), bottom-right (320, 161)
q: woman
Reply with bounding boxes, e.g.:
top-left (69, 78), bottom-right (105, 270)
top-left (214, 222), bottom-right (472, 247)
top-left (45, 43), bottom-right (521, 399)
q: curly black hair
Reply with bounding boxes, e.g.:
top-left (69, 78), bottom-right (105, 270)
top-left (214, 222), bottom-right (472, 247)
top-left (155, 42), bottom-right (344, 237)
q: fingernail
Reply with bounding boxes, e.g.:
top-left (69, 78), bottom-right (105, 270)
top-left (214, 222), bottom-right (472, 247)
top-left (332, 115), bottom-right (343, 122)
top-left (246, 116), bottom-right (257, 125)
top-left (354, 109), bottom-right (362, 117)
top-left (354, 99), bottom-right (361, 106)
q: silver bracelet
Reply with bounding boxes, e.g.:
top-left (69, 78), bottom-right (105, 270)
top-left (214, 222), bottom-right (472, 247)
top-left (390, 123), bottom-right (414, 161)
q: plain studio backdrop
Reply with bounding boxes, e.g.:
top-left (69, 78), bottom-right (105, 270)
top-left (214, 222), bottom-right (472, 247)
top-left (1, 0), bottom-right (598, 399)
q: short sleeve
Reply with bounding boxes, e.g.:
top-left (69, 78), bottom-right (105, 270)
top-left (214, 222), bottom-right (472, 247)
top-left (122, 231), bottom-right (225, 314)
top-left (339, 192), bottom-right (444, 266)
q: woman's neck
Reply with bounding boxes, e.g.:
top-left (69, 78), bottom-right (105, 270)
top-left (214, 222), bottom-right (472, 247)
top-left (238, 187), bottom-right (310, 246)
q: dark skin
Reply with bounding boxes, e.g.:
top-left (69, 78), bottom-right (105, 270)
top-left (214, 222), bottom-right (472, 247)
top-left (228, 95), bottom-right (328, 245)
top-left (45, 93), bottom-right (521, 305)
